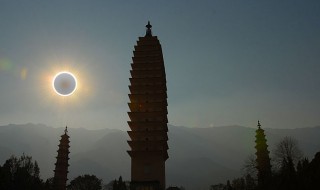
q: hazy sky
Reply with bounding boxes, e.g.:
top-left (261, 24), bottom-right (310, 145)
top-left (0, 0), bottom-right (319, 130)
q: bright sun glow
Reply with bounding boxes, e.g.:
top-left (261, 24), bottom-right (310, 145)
top-left (52, 71), bottom-right (77, 96)
top-left (38, 60), bottom-right (92, 108)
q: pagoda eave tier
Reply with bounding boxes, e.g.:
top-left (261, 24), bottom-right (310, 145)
top-left (127, 131), bottom-right (168, 140)
top-left (132, 56), bottom-right (163, 62)
top-left (54, 167), bottom-right (70, 171)
top-left (128, 140), bottom-right (168, 148)
top-left (129, 104), bottom-right (167, 113)
top-left (129, 83), bottom-right (167, 90)
top-left (127, 150), bottom-right (168, 160)
top-left (128, 102), bottom-right (168, 109)
top-left (133, 50), bottom-right (163, 57)
top-left (127, 121), bottom-right (168, 131)
top-left (129, 84), bottom-right (167, 93)
top-left (134, 45), bottom-right (162, 51)
top-left (131, 60), bottom-right (164, 67)
top-left (130, 69), bottom-right (165, 78)
top-left (128, 148), bottom-right (168, 157)
top-left (129, 94), bottom-right (167, 103)
top-left (128, 112), bottom-right (168, 122)
top-left (137, 36), bottom-right (159, 43)
top-left (128, 111), bottom-right (167, 116)
top-left (129, 77), bottom-right (166, 85)
top-left (59, 139), bottom-right (70, 143)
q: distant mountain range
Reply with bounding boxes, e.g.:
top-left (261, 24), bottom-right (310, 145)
top-left (0, 123), bottom-right (319, 190)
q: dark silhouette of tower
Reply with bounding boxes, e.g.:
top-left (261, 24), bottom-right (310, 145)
top-left (53, 126), bottom-right (70, 190)
top-left (255, 121), bottom-right (272, 189)
top-left (127, 21), bottom-right (169, 190)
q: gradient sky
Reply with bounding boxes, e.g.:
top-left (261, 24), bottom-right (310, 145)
top-left (0, 0), bottom-right (319, 130)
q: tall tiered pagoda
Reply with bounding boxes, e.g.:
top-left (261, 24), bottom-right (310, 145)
top-left (255, 121), bottom-right (272, 190)
top-left (53, 126), bottom-right (70, 190)
top-left (127, 22), bottom-right (169, 190)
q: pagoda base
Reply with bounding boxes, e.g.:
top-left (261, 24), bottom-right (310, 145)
top-left (130, 181), bottom-right (161, 190)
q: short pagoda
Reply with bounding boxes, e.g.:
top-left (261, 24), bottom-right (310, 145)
top-left (127, 22), bottom-right (169, 190)
top-left (53, 126), bottom-right (70, 190)
top-left (255, 121), bottom-right (272, 189)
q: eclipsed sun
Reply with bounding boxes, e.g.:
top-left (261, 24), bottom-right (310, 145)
top-left (52, 71), bottom-right (77, 96)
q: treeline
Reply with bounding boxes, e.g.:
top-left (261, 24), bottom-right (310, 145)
top-left (210, 136), bottom-right (320, 190)
top-left (0, 154), bottom-right (127, 190)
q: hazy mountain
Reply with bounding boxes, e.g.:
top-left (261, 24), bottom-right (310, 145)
top-left (0, 123), bottom-right (319, 190)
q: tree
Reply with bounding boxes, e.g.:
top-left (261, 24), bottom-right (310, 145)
top-left (103, 180), bottom-right (114, 190)
top-left (68, 174), bottom-right (102, 190)
top-left (112, 176), bottom-right (127, 190)
top-left (231, 177), bottom-right (245, 190)
top-left (0, 154), bottom-right (44, 190)
top-left (296, 158), bottom-right (309, 175)
top-left (275, 157), bottom-right (298, 190)
top-left (44, 177), bottom-right (54, 190)
top-left (226, 180), bottom-right (233, 190)
top-left (243, 154), bottom-right (258, 179)
top-left (210, 183), bottom-right (227, 190)
top-left (113, 179), bottom-right (118, 190)
top-left (304, 152), bottom-right (320, 189)
top-left (273, 136), bottom-right (303, 169)
top-left (245, 174), bottom-right (256, 190)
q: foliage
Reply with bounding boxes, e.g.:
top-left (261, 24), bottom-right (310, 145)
top-left (244, 174), bottom-right (255, 190)
top-left (0, 154), bottom-right (44, 190)
top-left (210, 177), bottom-right (255, 190)
top-left (231, 177), bottom-right (246, 190)
top-left (242, 154), bottom-right (258, 179)
top-left (272, 136), bottom-right (303, 169)
top-left (213, 137), bottom-right (320, 190)
top-left (67, 174), bottom-right (103, 190)
top-left (112, 176), bottom-right (127, 190)
top-left (210, 183), bottom-right (228, 190)
top-left (273, 157), bottom-right (298, 190)
top-left (44, 177), bottom-right (54, 190)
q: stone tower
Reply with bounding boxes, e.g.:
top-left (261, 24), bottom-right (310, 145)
top-left (127, 22), bottom-right (169, 190)
top-left (255, 121), bottom-right (272, 189)
top-left (53, 126), bottom-right (70, 190)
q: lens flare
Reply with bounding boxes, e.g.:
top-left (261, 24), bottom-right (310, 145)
top-left (20, 68), bottom-right (28, 80)
top-left (0, 58), bottom-right (13, 71)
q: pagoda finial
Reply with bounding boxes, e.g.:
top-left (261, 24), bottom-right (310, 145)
top-left (257, 120), bottom-right (261, 129)
top-left (65, 126), bottom-right (68, 134)
top-left (145, 21), bottom-right (152, 37)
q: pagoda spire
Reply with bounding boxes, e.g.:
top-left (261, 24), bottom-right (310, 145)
top-left (53, 126), bottom-right (70, 190)
top-left (255, 121), bottom-right (272, 190)
top-left (145, 21), bottom-right (152, 37)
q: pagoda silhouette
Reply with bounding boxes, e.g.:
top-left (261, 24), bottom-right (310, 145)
top-left (53, 126), bottom-right (70, 190)
top-left (127, 21), bottom-right (169, 190)
top-left (255, 121), bottom-right (272, 190)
